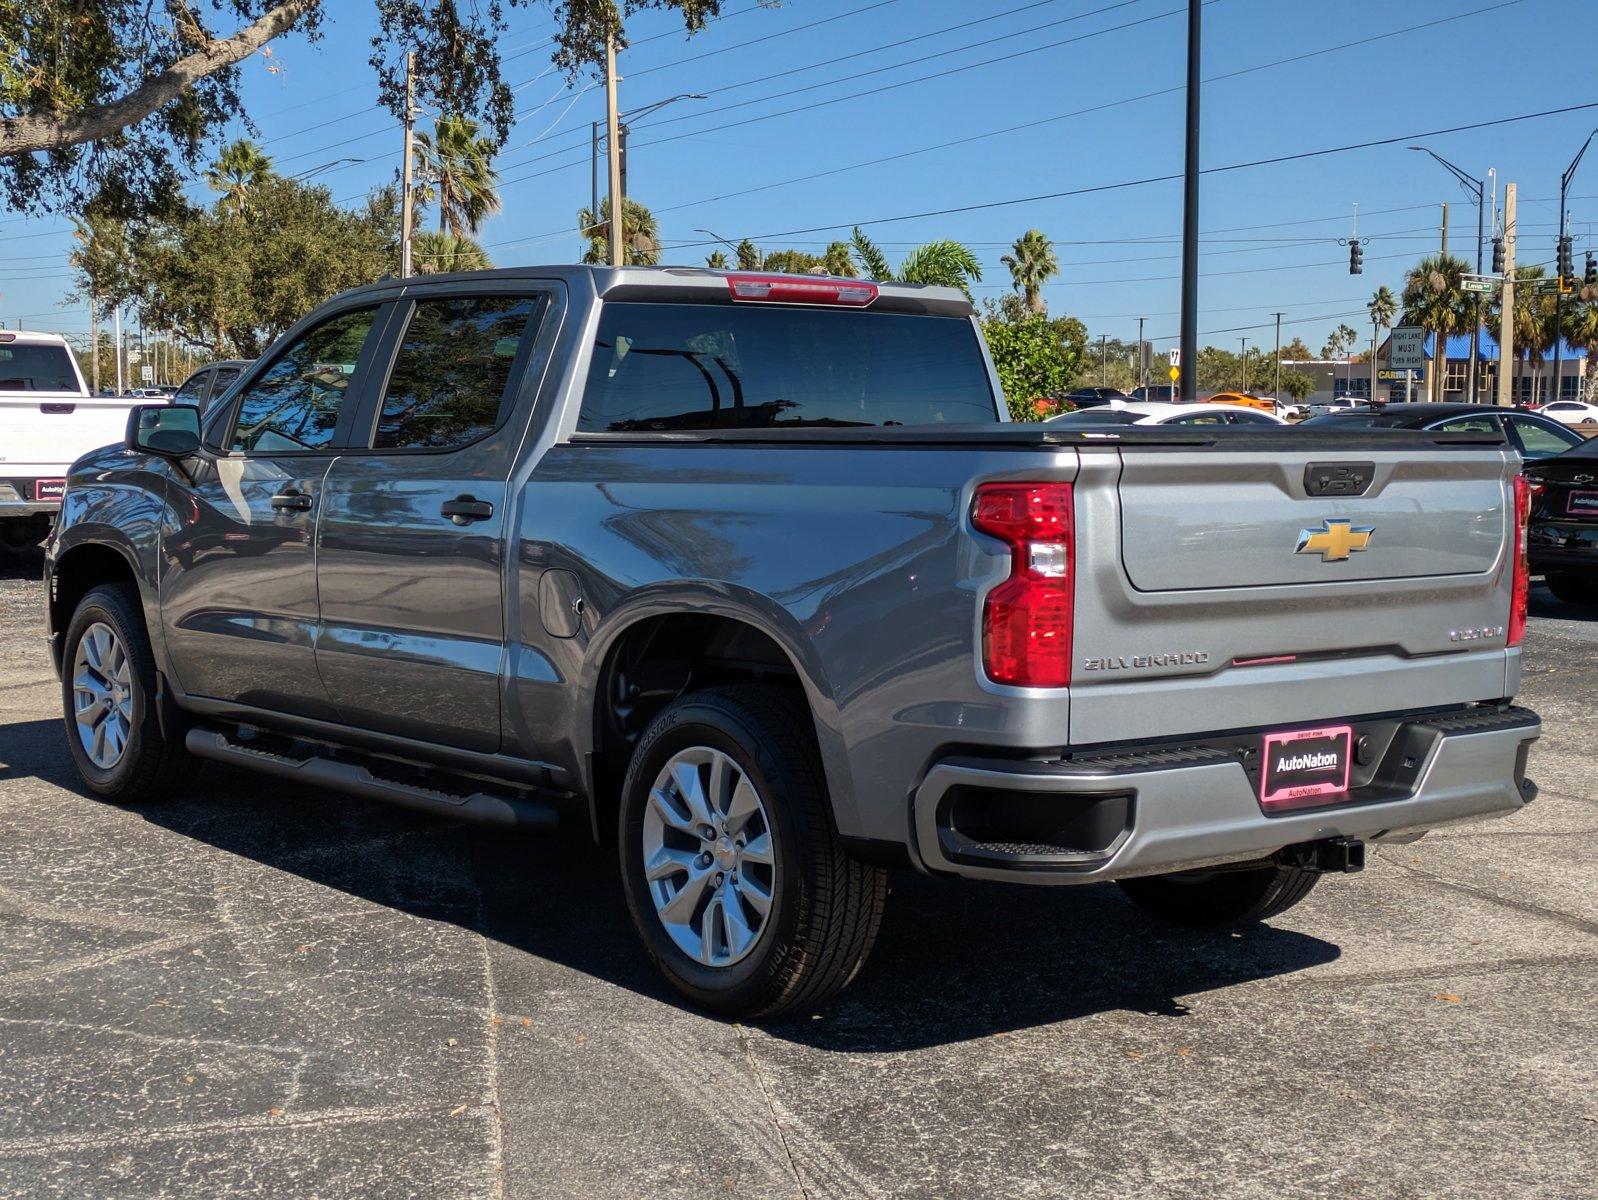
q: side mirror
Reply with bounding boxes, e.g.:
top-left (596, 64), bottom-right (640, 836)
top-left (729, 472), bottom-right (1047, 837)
top-left (126, 404), bottom-right (201, 457)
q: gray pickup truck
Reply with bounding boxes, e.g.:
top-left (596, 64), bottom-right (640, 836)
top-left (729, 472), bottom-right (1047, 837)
top-left (44, 266), bottom-right (1541, 1016)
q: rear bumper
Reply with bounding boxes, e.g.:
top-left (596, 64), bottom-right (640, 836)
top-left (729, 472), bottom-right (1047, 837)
top-left (0, 478), bottom-right (62, 520)
top-left (912, 706), bottom-right (1540, 884)
top-left (1529, 520), bottom-right (1598, 571)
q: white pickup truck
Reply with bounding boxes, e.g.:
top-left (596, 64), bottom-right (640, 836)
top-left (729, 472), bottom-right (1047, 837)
top-left (0, 330), bottom-right (142, 550)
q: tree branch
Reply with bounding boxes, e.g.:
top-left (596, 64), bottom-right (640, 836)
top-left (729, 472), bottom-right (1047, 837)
top-left (0, 0), bottom-right (319, 157)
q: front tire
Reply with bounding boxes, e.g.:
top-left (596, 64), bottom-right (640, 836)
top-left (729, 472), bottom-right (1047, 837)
top-left (1545, 573), bottom-right (1598, 607)
top-left (618, 685), bottom-right (888, 1017)
top-left (1118, 861), bottom-right (1320, 928)
top-left (61, 583), bottom-right (195, 804)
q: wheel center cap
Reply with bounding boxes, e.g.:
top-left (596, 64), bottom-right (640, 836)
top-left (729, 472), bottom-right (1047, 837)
top-left (712, 837), bottom-right (737, 870)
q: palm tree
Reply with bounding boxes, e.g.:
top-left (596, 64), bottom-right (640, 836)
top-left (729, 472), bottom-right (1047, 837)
top-left (823, 240), bottom-right (854, 277)
top-left (1496, 265), bottom-right (1558, 403)
top-left (205, 139), bottom-right (274, 216)
top-left (1401, 253), bottom-right (1470, 401)
top-left (735, 238), bottom-right (761, 270)
top-left (1367, 286), bottom-right (1397, 399)
top-left (851, 227), bottom-right (982, 297)
top-left (413, 114), bottom-right (502, 236)
top-left (412, 231), bottom-right (492, 274)
top-left (1001, 229), bottom-right (1059, 315)
top-left (706, 250), bottom-right (729, 270)
top-left (576, 197), bottom-right (659, 266)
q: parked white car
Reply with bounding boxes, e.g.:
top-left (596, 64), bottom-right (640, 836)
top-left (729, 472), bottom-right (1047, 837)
top-left (1307, 395), bottom-right (1369, 418)
top-left (0, 330), bottom-right (146, 549)
top-left (1047, 401), bottom-right (1288, 426)
top-left (1537, 400), bottom-right (1598, 428)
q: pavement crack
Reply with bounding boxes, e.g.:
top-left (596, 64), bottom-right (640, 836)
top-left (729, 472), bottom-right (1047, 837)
top-left (1389, 858), bottom-right (1598, 938)
top-left (734, 1021), bottom-right (811, 1200)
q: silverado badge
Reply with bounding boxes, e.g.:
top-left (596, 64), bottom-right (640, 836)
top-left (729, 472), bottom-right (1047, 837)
top-left (1296, 518), bottom-right (1374, 562)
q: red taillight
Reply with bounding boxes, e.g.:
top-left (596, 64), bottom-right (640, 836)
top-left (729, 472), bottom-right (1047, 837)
top-left (725, 274), bottom-right (878, 307)
top-left (972, 483), bottom-right (1074, 687)
top-left (1508, 474), bottom-right (1531, 647)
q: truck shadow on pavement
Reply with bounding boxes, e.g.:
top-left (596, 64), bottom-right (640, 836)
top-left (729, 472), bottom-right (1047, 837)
top-left (0, 717), bottom-right (1341, 1053)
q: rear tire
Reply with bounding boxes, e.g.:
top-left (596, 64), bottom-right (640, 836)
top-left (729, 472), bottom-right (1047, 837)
top-left (1545, 573), bottom-right (1598, 607)
top-left (61, 583), bottom-right (196, 804)
top-left (1118, 862), bottom-right (1320, 928)
top-left (618, 685), bottom-right (888, 1017)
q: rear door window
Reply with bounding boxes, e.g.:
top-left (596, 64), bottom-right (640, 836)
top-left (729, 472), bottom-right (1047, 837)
top-left (228, 308), bottom-right (378, 453)
top-left (1506, 415), bottom-right (1582, 458)
top-left (371, 295), bottom-right (542, 450)
top-left (577, 301), bottom-right (997, 431)
top-left (172, 370), bottom-right (210, 406)
top-left (1433, 415), bottom-right (1501, 435)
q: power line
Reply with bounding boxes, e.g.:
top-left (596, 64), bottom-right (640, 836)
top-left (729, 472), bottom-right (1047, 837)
top-left (650, 100), bottom-right (1598, 252)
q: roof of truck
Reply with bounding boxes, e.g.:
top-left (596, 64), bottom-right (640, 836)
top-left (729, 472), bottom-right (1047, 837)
top-left (329, 265), bottom-right (977, 318)
top-left (0, 330), bottom-right (72, 346)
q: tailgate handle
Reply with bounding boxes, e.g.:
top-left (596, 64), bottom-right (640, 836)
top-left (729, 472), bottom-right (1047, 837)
top-left (40, 403), bottom-right (76, 415)
top-left (1304, 461), bottom-right (1374, 498)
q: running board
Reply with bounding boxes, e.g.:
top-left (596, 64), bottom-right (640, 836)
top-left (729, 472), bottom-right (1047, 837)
top-left (184, 728), bottom-right (560, 830)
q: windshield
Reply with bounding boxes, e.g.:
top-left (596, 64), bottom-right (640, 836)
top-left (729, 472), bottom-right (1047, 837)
top-left (0, 343), bottom-right (81, 392)
top-left (577, 302), bottom-right (998, 431)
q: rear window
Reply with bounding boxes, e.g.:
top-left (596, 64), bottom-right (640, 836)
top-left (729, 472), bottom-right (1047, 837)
top-left (1299, 412), bottom-right (1394, 429)
top-left (1046, 409), bottom-right (1140, 425)
top-left (577, 302), bottom-right (996, 432)
top-left (0, 343), bottom-right (79, 392)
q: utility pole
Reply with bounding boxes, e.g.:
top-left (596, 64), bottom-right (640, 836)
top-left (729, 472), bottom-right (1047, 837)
top-left (1099, 334), bottom-right (1109, 386)
top-left (1440, 202), bottom-right (1449, 255)
top-left (590, 120), bottom-right (601, 241)
top-left (1239, 337), bottom-right (1248, 389)
top-left (605, 35), bottom-right (624, 268)
top-left (399, 52), bottom-right (416, 278)
top-left (1409, 147), bottom-right (1485, 403)
top-left (1371, 314), bottom-right (1379, 404)
top-left (1137, 316), bottom-right (1147, 389)
top-left (1273, 311), bottom-right (1283, 399)
top-left (1178, 0), bottom-right (1201, 403)
top-left (112, 305), bottom-right (123, 396)
top-left (89, 300), bottom-right (99, 395)
top-left (1496, 183), bottom-right (1516, 407)
top-left (1553, 129), bottom-right (1597, 406)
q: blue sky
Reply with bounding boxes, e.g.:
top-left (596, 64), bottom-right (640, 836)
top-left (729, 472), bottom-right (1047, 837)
top-left (2, 0), bottom-right (1594, 356)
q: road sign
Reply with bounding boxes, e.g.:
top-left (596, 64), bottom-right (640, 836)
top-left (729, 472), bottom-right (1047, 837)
top-left (1168, 348), bottom-right (1180, 368)
top-left (1167, 365), bottom-right (1180, 382)
top-left (140, 365), bottom-right (153, 382)
top-left (1461, 277), bottom-right (1497, 295)
top-left (1389, 326), bottom-right (1426, 371)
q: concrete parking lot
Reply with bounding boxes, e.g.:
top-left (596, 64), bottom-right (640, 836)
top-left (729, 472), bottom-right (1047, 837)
top-left (0, 546), bottom-right (1594, 1200)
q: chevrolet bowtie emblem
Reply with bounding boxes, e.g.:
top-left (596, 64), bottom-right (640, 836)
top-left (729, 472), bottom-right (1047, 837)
top-left (1296, 518), bottom-right (1374, 562)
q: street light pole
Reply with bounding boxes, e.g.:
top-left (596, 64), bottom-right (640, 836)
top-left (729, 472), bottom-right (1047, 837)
top-left (399, 52), bottom-right (416, 278)
top-left (1272, 312), bottom-right (1283, 399)
top-left (604, 36), bottom-right (624, 267)
top-left (589, 93), bottom-right (705, 249)
top-left (1099, 334), bottom-right (1109, 387)
top-left (1409, 146), bottom-right (1485, 402)
top-left (1239, 337), bottom-right (1248, 390)
top-left (1553, 128), bottom-right (1598, 404)
top-left (1137, 316), bottom-right (1146, 390)
top-left (1178, 0), bottom-right (1201, 402)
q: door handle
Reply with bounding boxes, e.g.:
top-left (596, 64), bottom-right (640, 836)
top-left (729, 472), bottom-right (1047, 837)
top-left (270, 490), bottom-right (313, 511)
top-left (441, 495), bottom-right (494, 525)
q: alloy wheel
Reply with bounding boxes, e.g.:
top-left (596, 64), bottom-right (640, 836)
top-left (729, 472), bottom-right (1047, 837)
top-left (641, 746), bottom-right (776, 967)
top-left (72, 621), bottom-right (133, 770)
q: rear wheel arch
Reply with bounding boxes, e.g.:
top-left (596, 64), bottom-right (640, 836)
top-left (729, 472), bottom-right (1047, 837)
top-left (584, 606), bottom-right (843, 845)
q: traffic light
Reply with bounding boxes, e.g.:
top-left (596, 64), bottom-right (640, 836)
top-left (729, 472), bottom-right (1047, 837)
top-left (1557, 235), bottom-right (1573, 282)
top-left (1492, 236), bottom-right (1505, 274)
top-left (1586, 252), bottom-right (1597, 287)
top-left (1349, 241), bottom-right (1363, 275)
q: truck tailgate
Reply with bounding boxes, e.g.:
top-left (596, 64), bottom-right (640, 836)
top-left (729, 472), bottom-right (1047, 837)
top-left (1068, 439), bottom-right (1520, 747)
top-left (1117, 448), bottom-right (1506, 590)
top-left (0, 394), bottom-right (133, 474)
